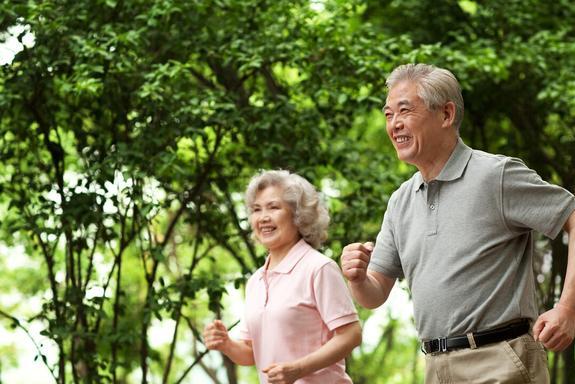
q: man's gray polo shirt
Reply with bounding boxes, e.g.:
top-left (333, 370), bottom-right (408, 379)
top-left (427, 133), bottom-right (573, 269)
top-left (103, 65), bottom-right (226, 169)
top-left (369, 138), bottom-right (575, 341)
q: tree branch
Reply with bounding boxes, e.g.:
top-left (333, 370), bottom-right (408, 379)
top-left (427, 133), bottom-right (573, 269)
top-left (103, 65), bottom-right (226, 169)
top-left (0, 309), bottom-right (58, 383)
top-left (174, 319), bottom-right (240, 384)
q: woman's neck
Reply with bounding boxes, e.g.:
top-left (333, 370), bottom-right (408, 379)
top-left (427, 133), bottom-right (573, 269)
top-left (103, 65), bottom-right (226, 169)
top-left (267, 237), bottom-right (301, 270)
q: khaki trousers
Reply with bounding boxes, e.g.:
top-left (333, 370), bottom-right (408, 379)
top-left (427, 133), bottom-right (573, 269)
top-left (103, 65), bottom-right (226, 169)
top-left (425, 334), bottom-right (549, 384)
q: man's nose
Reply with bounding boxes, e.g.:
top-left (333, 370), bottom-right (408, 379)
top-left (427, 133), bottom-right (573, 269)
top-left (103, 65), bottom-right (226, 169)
top-left (390, 114), bottom-right (404, 130)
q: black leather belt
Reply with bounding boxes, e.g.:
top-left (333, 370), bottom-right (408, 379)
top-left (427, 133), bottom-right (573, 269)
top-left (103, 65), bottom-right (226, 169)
top-left (422, 319), bottom-right (530, 354)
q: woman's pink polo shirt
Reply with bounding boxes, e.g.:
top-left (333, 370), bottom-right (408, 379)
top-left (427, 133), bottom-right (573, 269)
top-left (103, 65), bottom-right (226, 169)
top-left (238, 239), bottom-right (359, 383)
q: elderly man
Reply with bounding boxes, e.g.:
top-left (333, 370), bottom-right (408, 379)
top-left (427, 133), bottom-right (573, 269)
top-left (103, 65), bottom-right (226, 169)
top-left (341, 63), bottom-right (575, 383)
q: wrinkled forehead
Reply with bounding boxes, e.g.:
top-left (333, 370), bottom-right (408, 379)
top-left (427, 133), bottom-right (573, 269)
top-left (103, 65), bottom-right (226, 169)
top-left (384, 82), bottom-right (422, 110)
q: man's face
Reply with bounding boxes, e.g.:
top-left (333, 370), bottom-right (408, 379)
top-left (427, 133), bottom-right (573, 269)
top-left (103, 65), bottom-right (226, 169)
top-left (383, 80), bottom-right (447, 167)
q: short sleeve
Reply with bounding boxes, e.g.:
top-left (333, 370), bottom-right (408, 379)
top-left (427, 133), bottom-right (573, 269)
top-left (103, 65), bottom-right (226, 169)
top-left (313, 261), bottom-right (358, 331)
top-left (502, 157), bottom-right (575, 239)
top-left (236, 275), bottom-right (255, 341)
top-left (369, 194), bottom-right (404, 278)
top-left (237, 319), bottom-right (251, 341)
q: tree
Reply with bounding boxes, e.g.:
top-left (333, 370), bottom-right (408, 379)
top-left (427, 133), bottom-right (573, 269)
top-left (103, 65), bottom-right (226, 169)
top-left (0, 0), bottom-right (399, 382)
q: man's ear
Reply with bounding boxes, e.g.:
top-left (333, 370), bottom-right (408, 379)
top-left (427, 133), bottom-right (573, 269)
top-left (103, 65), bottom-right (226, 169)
top-left (442, 101), bottom-right (456, 128)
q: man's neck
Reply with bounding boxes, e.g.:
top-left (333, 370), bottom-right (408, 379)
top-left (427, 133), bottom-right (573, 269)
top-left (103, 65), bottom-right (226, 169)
top-left (417, 137), bottom-right (459, 182)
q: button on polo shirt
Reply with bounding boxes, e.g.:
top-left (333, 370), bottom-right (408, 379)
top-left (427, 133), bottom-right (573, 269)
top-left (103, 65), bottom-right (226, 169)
top-left (369, 138), bottom-right (575, 341)
top-left (239, 239), bottom-right (358, 383)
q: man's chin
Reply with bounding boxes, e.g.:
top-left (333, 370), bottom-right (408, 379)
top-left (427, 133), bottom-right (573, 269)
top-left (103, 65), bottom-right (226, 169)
top-left (396, 150), bottom-right (412, 162)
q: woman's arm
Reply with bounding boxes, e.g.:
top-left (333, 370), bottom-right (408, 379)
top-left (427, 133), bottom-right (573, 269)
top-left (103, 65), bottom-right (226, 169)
top-left (203, 320), bottom-right (255, 366)
top-left (262, 321), bottom-right (362, 384)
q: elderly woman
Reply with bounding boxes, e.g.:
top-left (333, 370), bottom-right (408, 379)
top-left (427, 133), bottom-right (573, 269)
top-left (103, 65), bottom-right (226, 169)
top-left (203, 170), bottom-right (361, 384)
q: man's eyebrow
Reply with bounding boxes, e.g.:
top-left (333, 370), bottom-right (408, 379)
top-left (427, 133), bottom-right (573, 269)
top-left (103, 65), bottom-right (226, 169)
top-left (383, 99), bottom-right (412, 111)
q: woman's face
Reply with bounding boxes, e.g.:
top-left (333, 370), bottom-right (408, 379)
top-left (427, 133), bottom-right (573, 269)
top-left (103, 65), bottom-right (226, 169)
top-left (249, 185), bottom-right (300, 254)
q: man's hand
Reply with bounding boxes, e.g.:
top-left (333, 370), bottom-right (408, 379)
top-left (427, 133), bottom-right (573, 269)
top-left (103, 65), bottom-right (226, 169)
top-left (533, 303), bottom-right (575, 351)
top-left (262, 362), bottom-right (303, 384)
top-left (340, 242), bottom-right (374, 283)
top-left (203, 320), bottom-right (231, 351)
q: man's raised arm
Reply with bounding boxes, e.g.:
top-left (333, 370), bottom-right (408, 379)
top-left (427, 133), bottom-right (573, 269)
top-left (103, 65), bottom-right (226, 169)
top-left (340, 242), bottom-right (396, 309)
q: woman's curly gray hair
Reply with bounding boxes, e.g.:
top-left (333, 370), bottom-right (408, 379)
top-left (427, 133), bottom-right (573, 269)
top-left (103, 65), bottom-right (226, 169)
top-left (245, 170), bottom-right (330, 249)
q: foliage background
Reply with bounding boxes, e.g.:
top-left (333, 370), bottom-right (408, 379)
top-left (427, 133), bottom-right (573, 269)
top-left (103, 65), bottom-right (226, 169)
top-left (0, 0), bottom-right (574, 383)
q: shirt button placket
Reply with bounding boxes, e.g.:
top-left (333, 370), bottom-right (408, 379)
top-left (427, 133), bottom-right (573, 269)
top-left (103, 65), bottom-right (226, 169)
top-left (427, 182), bottom-right (439, 235)
top-left (263, 272), bottom-right (270, 307)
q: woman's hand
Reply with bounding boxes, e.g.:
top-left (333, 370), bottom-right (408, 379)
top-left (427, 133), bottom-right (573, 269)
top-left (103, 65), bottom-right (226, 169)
top-left (203, 320), bottom-right (231, 351)
top-left (263, 321), bottom-right (362, 383)
top-left (262, 362), bottom-right (303, 384)
top-left (202, 320), bottom-right (256, 366)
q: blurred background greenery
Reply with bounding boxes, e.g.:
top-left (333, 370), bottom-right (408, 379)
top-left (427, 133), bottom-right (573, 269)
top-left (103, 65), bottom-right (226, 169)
top-left (0, 0), bottom-right (574, 382)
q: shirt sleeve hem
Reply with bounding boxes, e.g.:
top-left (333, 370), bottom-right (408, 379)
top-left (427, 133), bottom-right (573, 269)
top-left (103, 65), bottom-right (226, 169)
top-left (325, 313), bottom-right (359, 331)
top-left (237, 331), bottom-right (252, 341)
top-left (548, 199), bottom-right (575, 239)
top-left (368, 262), bottom-right (403, 279)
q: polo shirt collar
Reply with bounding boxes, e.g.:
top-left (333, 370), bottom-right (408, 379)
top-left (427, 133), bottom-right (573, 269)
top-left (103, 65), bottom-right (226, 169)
top-left (436, 138), bottom-right (472, 181)
top-left (413, 173), bottom-right (425, 192)
top-left (261, 238), bottom-right (311, 276)
top-left (412, 138), bottom-right (472, 192)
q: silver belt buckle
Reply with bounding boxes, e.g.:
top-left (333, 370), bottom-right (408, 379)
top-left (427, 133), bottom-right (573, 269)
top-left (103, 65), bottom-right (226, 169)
top-left (439, 337), bottom-right (447, 352)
